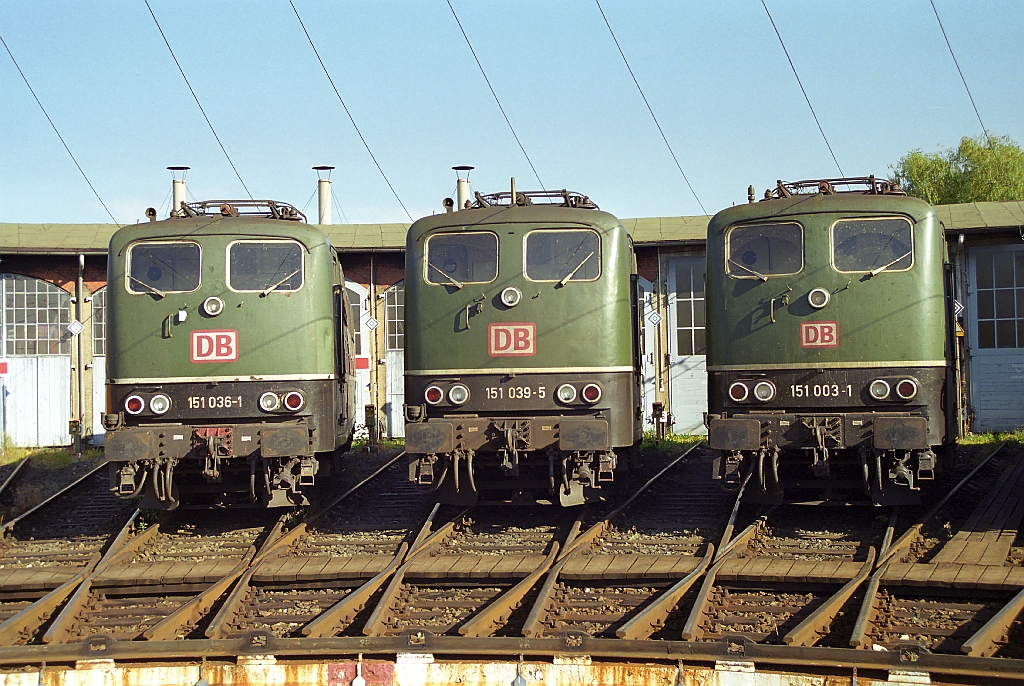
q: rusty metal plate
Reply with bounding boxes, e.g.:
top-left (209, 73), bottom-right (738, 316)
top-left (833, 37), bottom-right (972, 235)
top-left (261, 426), bottom-right (312, 457)
top-left (708, 418), bottom-right (761, 451)
top-left (104, 428), bottom-right (157, 462)
top-left (405, 422), bottom-right (454, 454)
top-left (558, 419), bottom-right (609, 452)
top-left (873, 416), bottom-right (928, 450)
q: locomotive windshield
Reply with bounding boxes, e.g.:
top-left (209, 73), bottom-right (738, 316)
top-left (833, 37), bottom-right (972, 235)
top-left (425, 232), bottom-right (498, 285)
top-left (726, 223), bottom-right (802, 278)
top-left (831, 217), bottom-right (914, 273)
top-left (228, 240), bottom-right (304, 292)
top-left (525, 229), bottom-right (601, 282)
top-left (126, 241), bottom-right (201, 294)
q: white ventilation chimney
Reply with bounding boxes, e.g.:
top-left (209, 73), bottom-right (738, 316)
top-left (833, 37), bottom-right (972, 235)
top-left (313, 166), bottom-right (335, 225)
top-left (168, 166), bottom-right (190, 217)
top-left (453, 165), bottom-right (474, 210)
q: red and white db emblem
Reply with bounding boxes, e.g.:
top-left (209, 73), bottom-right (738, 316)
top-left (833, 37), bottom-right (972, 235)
top-left (488, 323), bottom-right (536, 357)
top-left (191, 330), bottom-right (238, 363)
top-left (800, 321), bottom-right (838, 348)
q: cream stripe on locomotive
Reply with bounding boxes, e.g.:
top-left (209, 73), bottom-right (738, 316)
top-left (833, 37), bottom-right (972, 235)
top-left (109, 373), bottom-right (336, 384)
top-left (406, 366), bottom-right (635, 376)
top-left (707, 361), bottom-right (946, 372)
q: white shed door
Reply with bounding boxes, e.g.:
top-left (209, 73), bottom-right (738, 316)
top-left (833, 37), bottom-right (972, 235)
top-left (667, 257), bottom-right (707, 435)
top-left (637, 277), bottom-right (658, 429)
top-left (967, 247), bottom-right (1024, 432)
top-left (3, 357), bottom-right (71, 447)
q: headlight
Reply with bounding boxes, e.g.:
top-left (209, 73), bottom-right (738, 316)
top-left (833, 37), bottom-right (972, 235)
top-left (424, 385), bottom-right (444, 405)
top-left (556, 383), bottom-right (577, 403)
top-left (807, 287), bottom-right (830, 309)
top-left (728, 382), bottom-right (748, 402)
top-left (202, 296), bottom-right (225, 316)
top-left (500, 286), bottom-right (522, 307)
top-left (259, 392), bottom-right (280, 412)
top-left (125, 395), bottom-right (145, 415)
top-left (581, 383), bottom-right (602, 403)
top-left (896, 379), bottom-right (918, 400)
top-left (869, 379), bottom-right (890, 400)
top-left (282, 391), bottom-right (304, 411)
top-left (752, 381), bottom-right (776, 402)
top-left (448, 384), bottom-right (470, 405)
top-left (149, 394), bottom-right (171, 414)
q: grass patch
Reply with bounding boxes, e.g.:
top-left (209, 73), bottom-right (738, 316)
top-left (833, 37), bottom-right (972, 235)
top-left (640, 430), bottom-right (703, 453)
top-left (960, 428), bottom-right (1024, 448)
top-left (351, 437), bottom-right (405, 452)
top-left (0, 435), bottom-right (103, 468)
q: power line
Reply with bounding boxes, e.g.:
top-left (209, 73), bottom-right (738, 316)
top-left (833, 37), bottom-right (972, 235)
top-left (929, 0), bottom-right (988, 137)
top-left (760, 0), bottom-right (844, 177)
top-left (1, 33), bottom-right (120, 226)
top-left (446, 0), bottom-right (545, 191)
top-left (594, 0), bottom-right (706, 214)
top-left (289, 0), bottom-right (413, 222)
top-left (143, 0), bottom-right (253, 200)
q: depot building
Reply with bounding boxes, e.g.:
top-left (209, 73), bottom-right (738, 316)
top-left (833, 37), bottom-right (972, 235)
top-left (1, 199), bottom-right (1022, 447)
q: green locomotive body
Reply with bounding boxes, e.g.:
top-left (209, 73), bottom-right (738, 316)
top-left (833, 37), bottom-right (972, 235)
top-left (403, 189), bottom-right (643, 506)
top-left (103, 200), bottom-right (357, 509)
top-left (705, 178), bottom-right (957, 505)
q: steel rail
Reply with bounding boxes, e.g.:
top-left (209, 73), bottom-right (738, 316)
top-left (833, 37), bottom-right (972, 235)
top-left (1, 460), bottom-right (108, 533)
top-left (0, 457), bottom-right (30, 503)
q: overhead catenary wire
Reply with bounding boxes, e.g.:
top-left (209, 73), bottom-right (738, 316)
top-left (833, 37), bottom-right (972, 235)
top-left (289, 0), bottom-right (413, 222)
top-left (760, 0), bottom-right (844, 177)
top-left (929, 0), bottom-right (988, 138)
top-left (594, 0), bottom-right (706, 215)
top-left (143, 0), bottom-right (253, 200)
top-left (446, 0), bottom-right (545, 191)
top-left (0, 33), bottom-right (121, 226)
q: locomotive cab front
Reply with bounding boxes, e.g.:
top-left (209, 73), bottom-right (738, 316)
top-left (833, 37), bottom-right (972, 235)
top-left (403, 188), bottom-right (643, 506)
top-left (705, 178), bottom-right (957, 505)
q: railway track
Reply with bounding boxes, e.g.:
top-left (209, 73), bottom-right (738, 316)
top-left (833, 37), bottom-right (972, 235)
top-left (0, 463), bottom-right (137, 644)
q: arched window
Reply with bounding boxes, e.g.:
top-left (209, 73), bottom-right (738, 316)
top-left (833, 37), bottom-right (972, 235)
top-left (1, 274), bottom-right (71, 356)
top-left (345, 285), bottom-right (363, 355)
top-left (91, 287), bottom-right (107, 356)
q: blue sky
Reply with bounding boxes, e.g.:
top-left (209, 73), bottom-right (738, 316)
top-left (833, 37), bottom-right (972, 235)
top-left (2, 1), bottom-right (1023, 225)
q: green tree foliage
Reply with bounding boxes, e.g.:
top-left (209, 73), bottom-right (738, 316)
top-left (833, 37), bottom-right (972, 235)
top-left (890, 134), bottom-right (1024, 205)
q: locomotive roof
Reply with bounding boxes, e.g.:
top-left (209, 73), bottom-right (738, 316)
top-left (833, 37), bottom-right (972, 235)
top-left (3, 200), bottom-right (1024, 254)
top-left (106, 215), bottom-right (333, 254)
top-left (708, 192), bottom-right (938, 233)
top-left (406, 205), bottom-right (626, 244)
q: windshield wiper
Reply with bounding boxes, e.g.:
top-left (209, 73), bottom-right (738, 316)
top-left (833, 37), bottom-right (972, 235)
top-left (427, 262), bottom-right (463, 289)
top-left (261, 269), bottom-right (300, 296)
top-left (869, 250), bottom-right (912, 276)
top-left (127, 274), bottom-right (166, 298)
top-left (557, 251), bottom-right (596, 287)
top-left (728, 258), bottom-right (768, 281)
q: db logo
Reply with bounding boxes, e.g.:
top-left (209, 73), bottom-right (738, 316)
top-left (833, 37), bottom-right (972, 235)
top-left (800, 321), bottom-right (839, 348)
top-left (191, 330), bottom-right (238, 363)
top-left (488, 323), bottom-right (536, 357)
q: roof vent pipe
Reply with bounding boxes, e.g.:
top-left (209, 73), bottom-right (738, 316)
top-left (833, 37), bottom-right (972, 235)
top-left (313, 166), bottom-right (335, 225)
top-left (453, 166), bottom-right (474, 210)
top-left (167, 166), bottom-right (190, 217)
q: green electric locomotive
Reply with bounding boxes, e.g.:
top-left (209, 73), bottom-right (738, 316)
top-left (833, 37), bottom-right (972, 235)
top-left (705, 178), bottom-right (957, 505)
top-left (404, 186), bottom-right (643, 506)
top-left (103, 200), bottom-right (357, 509)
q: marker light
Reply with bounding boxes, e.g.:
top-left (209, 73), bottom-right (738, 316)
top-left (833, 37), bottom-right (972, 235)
top-left (581, 383), bottom-right (602, 403)
top-left (896, 379), bottom-right (918, 400)
top-left (753, 381), bottom-right (776, 402)
top-left (448, 384), bottom-right (470, 405)
top-left (202, 296), bottom-right (225, 316)
top-left (728, 382), bottom-right (749, 402)
top-left (424, 385), bottom-right (444, 405)
top-left (283, 391), bottom-right (304, 411)
top-left (500, 286), bottom-right (522, 307)
top-left (125, 395), bottom-right (145, 415)
top-left (807, 287), bottom-right (830, 309)
top-left (149, 394), bottom-right (171, 415)
top-left (556, 384), bottom-right (577, 403)
top-left (259, 392), bottom-right (280, 412)
top-left (869, 379), bottom-right (891, 400)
